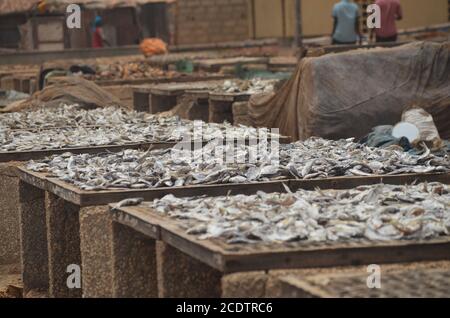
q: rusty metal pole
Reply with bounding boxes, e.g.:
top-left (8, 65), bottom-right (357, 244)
top-left (294, 0), bottom-right (303, 59)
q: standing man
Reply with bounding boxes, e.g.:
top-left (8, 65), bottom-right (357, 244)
top-left (332, 0), bottom-right (361, 45)
top-left (91, 16), bottom-right (110, 48)
top-left (372, 0), bottom-right (403, 43)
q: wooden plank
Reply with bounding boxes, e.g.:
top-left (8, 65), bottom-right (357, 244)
top-left (149, 81), bottom-right (224, 97)
top-left (114, 74), bottom-right (230, 91)
top-left (15, 168), bottom-right (49, 191)
top-left (209, 92), bottom-right (252, 102)
top-left (2, 136), bottom-right (290, 163)
top-left (288, 172), bottom-right (450, 191)
top-left (268, 56), bottom-right (297, 68)
top-left (185, 90), bottom-right (211, 100)
top-left (195, 57), bottom-right (270, 72)
top-left (110, 206), bottom-right (162, 240)
top-left (0, 142), bottom-right (176, 163)
top-left (38, 171), bottom-right (450, 207)
top-left (147, 81), bottom-right (226, 114)
top-left (46, 178), bottom-right (290, 207)
top-left (112, 204), bottom-right (450, 273)
top-left (17, 162), bottom-right (449, 208)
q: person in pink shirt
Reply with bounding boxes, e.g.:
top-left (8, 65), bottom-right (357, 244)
top-left (371, 0), bottom-right (403, 43)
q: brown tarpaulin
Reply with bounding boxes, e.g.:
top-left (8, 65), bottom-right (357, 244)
top-left (1, 76), bottom-right (124, 113)
top-left (248, 42), bottom-right (450, 141)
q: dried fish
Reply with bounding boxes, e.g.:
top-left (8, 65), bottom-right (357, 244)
top-left (213, 79), bottom-right (276, 94)
top-left (26, 137), bottom-right (450, 191)
top-left (84, 60), bottom-right (179, 81)
top-left (113, 198), bottom-right (144, 210)
top-left (0, 104), bottom-right (174, 130)
top-left (0, 106), bottom-right (278, 152)
top-left (145, 183), bottom-right (450, 244)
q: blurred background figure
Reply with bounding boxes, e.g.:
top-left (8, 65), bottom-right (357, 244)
top-left (371, 0), bottom-right (403, 43)
top-left (331, 0), bottom-right (361, 45)
top-left (91, 15), bottom-right (110, 48)
top-left (37, 0), bottom-right (48, 14)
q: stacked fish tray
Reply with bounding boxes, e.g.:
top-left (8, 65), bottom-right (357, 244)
top-left (0, 105), bottom-right (273, 285)
top-left (130, 75), bottom-right (232, 113)
top-left (208, 79), bottom-right (277, 124)
top-left (0, 105), bottom-right (179, 270)
top-left (133, 80), bottom-right (226, 114)
top-left (109, 182), bottom-right (450, 297)
top-left (16, 137), bottom-right (449, 297)
top-left (44, 74), bottom-right (230, 112)
top-left (132, 78), bottom-right (278, 123)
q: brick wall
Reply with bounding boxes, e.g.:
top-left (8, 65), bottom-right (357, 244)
top-left (174, 0), bottom-right (249, 45)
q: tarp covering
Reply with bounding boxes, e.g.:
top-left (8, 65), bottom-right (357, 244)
top-left (248, 42), bottom-right (450, 141)
top-left (1, 76), bottom-right (123, 112)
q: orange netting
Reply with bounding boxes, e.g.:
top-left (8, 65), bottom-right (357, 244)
top-left (139, 38), bottom-right (168, 57)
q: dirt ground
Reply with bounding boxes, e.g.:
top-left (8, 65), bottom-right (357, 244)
top-left (0, 264), bottom-right (22, 298)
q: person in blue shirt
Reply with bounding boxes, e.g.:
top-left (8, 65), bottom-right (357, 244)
top-left (332, 0), bottom-right (361, 45)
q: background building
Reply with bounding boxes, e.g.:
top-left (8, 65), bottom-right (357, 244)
top-left (0, 0), bottom-right (449, 49)
top-left (249, 0), bottom-right (450, 39)
top-left (0, 0), bottom-right (172, 50)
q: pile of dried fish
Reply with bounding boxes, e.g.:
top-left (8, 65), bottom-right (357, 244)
top-left (282, 138), bottom-right (449, 178)
top-left (0, 105), bottom-right (161, 130)
top-left (26, 138), bottom-right (449, 191)
top-left (1, 120), bottom-right (276, 152)
top-left (84, 60), bottom-right (179, 81)
top-left (213, 79), bottom-right (276, 94)
top-left (147, 183), bottom-right (450, 244)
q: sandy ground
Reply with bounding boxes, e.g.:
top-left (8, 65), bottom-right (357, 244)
top-left (0, 264), bottom-right (22, 298)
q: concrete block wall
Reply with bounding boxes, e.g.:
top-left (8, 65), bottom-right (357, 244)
top-left (175, 0), bottom-right (250, 45)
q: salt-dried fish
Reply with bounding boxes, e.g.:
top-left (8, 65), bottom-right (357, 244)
top-left (0, 104), bottom-right (181, 130)
top-left (144, 183), bottom-right (450, 244)
top-left (213, 79), bottom-right (276, 94)
top-left (26, 137), bottom-right (450, 191)
top-left (87, 60), bottom-right (179, 81)
top-left (113, 197), bottom-right (144, 210)
top-left (0, 110), bottom-right (278, 152)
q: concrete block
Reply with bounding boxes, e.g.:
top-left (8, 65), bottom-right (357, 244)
top-left (112, 222), bottom-right (158, 298)
top-left (46, 193), bottom-right (81, 298)
top-left (221, 271), bottom-right (268, 298)
top-left (0, 163), bottom-right (20, 265)
top-left (19, 180), bottom-right (48, 296)
top-left (156, 241), bottom-right (222, 298)
top-left (79, 205), bottom-right (114, 298)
